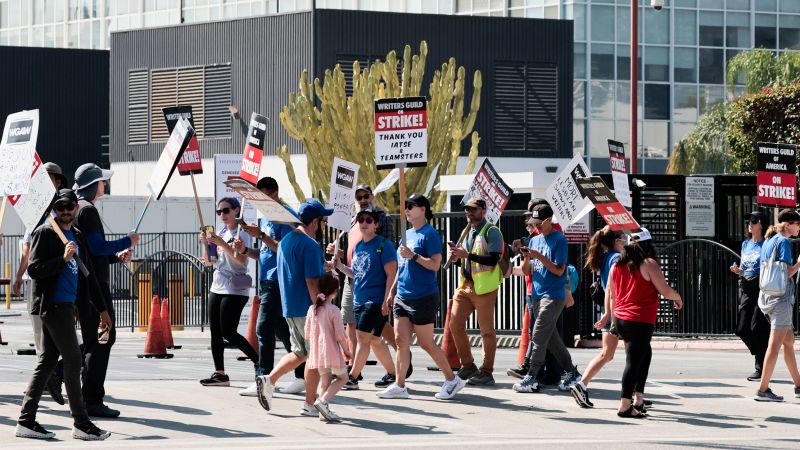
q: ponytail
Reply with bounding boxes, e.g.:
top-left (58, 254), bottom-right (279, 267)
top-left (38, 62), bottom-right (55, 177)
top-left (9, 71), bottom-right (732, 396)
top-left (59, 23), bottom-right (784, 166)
top-left (765, 224), bottom-right (781, 239)
top-left (585, 226), bottom-right (621, 272)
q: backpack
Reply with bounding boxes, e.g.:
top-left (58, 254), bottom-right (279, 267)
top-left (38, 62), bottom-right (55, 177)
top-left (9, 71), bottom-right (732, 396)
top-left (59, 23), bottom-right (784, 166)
top-left (567, 264), bottom-right (580, 293)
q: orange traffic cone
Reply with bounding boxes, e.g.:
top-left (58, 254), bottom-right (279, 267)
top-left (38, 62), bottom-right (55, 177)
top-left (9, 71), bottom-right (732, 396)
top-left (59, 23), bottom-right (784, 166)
top-left (160, 298), bottom-right (181, 350)
top-left (137, 296), bottom-right (173, 359)
top-left (517, 305), bottom-right (531, 365)
top-left (440, 298), bottom-right (461, 370)
top-left (238, 296), bottom-right (259, 361)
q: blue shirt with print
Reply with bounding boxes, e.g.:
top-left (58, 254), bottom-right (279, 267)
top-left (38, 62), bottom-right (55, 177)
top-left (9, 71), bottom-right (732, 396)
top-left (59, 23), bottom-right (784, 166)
top-left (600, 251), bottom-right (620, 290)
top-left (52, 230), bottom-right (79, 304)
top-left (740, 239), bottom-right (763, 277)
top-left (259, 218), bottom-right (293, 282)
top-left (530, 230), bottom-right (568, 300)
top-left (352, 236), bottom-right (397, 306)
top-left (397, 224), bottom-right (442, 299)
top-left (761, 233), bottom-right (793, 266)
top-left (277, 231), bottom-right (325, 318)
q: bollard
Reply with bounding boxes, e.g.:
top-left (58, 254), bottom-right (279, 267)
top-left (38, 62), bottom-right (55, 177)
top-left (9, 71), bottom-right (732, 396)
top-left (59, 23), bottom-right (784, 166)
top-left (5, 262), bottom-right (11, 309)
top-left (167, 274), bottom-right (185, 331)
top-left (137, 274), bottom-right (152, 332)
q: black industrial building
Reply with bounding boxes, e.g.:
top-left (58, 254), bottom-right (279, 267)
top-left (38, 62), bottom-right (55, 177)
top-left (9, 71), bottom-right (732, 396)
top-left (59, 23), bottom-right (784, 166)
top-left (109, 9), bottom-right (573, 165)
top-left (0, 46), bottom-right (109, 185)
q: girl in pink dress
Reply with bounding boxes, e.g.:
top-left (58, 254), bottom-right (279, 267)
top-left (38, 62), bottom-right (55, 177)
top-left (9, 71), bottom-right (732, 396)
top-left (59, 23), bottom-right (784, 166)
top-left (305, 273), bottom-right (351, 422)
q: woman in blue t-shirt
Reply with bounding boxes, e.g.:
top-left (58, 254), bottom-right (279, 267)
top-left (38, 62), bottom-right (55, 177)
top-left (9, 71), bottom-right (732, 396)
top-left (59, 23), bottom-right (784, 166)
top-left (377, 194), bottom-right (465, 401)
top-left (336, 209), bottom-right (398, 390)
top-left (729, 211), bottom-right (770, 382)
top-left (570, 226), bottom-right (624, 408)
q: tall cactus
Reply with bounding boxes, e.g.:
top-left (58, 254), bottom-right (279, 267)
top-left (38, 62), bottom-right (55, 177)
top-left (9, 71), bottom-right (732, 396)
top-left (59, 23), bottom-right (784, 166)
top-left (278, 41), bottom-right (481, 212)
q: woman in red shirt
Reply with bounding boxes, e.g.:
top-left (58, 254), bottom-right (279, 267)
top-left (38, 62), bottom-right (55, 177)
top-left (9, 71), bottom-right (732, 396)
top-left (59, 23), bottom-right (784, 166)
top-left (607, 228), bottom-right (682, 418)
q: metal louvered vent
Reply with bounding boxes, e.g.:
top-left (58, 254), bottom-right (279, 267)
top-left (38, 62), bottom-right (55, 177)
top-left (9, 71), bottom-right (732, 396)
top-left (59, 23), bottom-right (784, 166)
top-left (494, 61), bottom-right (559, 154)
top-left (127, 69), bottom-right (149, 145)
top-left (150, 68), bottom-right (178, 142)
top-left (177, 67), bottom-right (205, 138)
top-left (204, 64), bottom-right (231, 138)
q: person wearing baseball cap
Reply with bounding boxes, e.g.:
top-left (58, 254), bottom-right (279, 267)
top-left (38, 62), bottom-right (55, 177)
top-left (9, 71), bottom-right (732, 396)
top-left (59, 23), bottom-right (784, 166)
top-left (257, 199), bottom-right (332, 416)
top-left (754, 208), bottom-right (800, 402)
top-left (72, 163), bottom-right (138, 418)
top-left (730, 211), bottom-right (770, 382)
top-left (43, 162), bottom-right (68, 190)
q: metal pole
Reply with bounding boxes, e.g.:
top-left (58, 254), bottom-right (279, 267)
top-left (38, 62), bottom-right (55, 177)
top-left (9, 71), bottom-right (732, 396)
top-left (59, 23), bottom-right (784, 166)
top-left (630, 0), bottom-right (639, 175)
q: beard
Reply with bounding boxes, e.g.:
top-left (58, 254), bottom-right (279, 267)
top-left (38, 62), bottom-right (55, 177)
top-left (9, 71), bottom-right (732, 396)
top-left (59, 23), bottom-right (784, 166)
top-left (56, 213), bottom-right (73, 226)
top-left (315, 226), bottom-right (324, 243)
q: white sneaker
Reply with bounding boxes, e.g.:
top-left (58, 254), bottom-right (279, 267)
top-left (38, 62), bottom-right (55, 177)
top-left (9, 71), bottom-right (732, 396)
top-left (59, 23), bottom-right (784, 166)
top-left (300, 402), bottom-right (318, 417)
top-left (314, 399), bottom-right (342, 422)
top-left (239, 382), bottom-right (259, 397)
top-left (278, 377), bottom-right (306, 395)
top-left (377, 383), bottom-right (410, 399)
top-left (256, 375), bottom-right (274, 411)
top-left (435, 376), bottom-right (466, 400)
top-left (15, 422), bottom-right (55, 440)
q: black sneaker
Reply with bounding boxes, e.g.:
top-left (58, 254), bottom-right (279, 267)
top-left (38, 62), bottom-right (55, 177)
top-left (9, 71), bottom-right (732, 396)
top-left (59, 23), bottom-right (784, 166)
top-left (468, 371), bottom-right (495, 386)
top-left (457, 363), bottom-right (479, 381)
top-left (46, 374), bottom-right (65, 405)
top-left (15, 421), bottom-right (55, 439)
top-left (506, 365), bottom-right (528, 379)
top-left (72, 421), bottom-right (110, 441)
top-left (200, 372), bottom-right (230, 386)
top-left (342, 375), bottom-right (359, 390)
top-left (747, 370), bottom-right (762, 381)
top-left (375, 373), bottom-right (396, 388)
top-left (755, 388), bottom-right (784, 402)
top-left (570, 383), bottom-right (594, 408)
top-left (86, 404), bottom-right (121, 418)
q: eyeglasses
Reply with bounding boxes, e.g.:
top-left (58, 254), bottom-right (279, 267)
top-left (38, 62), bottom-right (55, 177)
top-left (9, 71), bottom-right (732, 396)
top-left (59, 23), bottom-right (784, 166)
top-left (464, 206), bottom-right (479, 213)
top-left (357, 216), bottom-right (375, 224)
top-left (55, 202), bottom-right (76, 212)
top-left (405, 203), bottom-right (418, 210)
top-left (216, 207), bottom-right (231, 215)
top-left (356, 194), bottom-right (371, 201)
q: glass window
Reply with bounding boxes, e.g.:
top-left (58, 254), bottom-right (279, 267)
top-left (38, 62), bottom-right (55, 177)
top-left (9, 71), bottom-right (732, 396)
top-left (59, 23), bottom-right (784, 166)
top-left (727, 49), bottom-right (745, 84)
top-left (590, 81), bottom-right (614, 119)
top-left (575, 43), bottom-right (586, 79)
top-left (756, 0), bottom-right (777, 11)
top-left (642, 121), bottom-right (669, 159)
top-left (574, 81), bottom-right (586, 118)
top-left (567, 3), bottom-right (586, 41)
top-left (643, 7), bottom-right (669, 45)
top-left (699, 48), bottom-right (724, 84)
top-left (615, 82), bottom-right (642, 120)
top-left (780, 15), bottom-right (800, 50)
top-left (674, 0), bottom-right (696, 6)
top-left (726, 0), bottom-right (749, 10)
top-left (591, 43), bottom-right (615, 79)
top-left (674, 122), bottom-right (695, 142)
top-left (699, 0), bottom-right (723, 8)
top-left (591, 5), bottom-right (615, 42)
top-left (699, 85), bottom-right (724, 115)
top-left (699, 11), bottom-right (724, 46)
top-left (590, 119), bottom-right (614, 157)
top-left (616, 7), bottom-right (629, 43)
top-left (726, 12), bottom-right (750, 48)
top-left (674, 47), bottom-right (697, 83)
top-left (674, 85), bottom-right (698, 122)
top-left (573, 119), bottom-right (585, 157)
top-left (68, 22), bottom-right (79, 47)
top-left (645, 84), bottom-right (670, 120)
top-left (674, 9), bottom-right (696, 45)
top-left (780, 0), bottom-right (800, 13)
top-left (755, 14), bottom-right (778, 49)
top-left (644, 46), bottom-right (669, 82)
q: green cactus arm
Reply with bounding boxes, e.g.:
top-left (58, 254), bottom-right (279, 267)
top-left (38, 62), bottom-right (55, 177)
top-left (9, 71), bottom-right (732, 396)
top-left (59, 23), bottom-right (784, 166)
top-left (277, 145), bottom-right (309, 202)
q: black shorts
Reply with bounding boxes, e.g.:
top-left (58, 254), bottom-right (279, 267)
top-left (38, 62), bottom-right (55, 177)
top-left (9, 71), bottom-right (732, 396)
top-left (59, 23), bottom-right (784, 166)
top-left (354, 302), bottom-right (387, 337)
top-left (393, 293), bottom-right (439, 326)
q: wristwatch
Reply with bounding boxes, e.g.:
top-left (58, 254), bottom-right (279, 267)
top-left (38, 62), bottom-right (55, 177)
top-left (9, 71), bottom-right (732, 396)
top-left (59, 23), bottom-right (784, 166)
top-left (412, 253), bottom-right (420, 261)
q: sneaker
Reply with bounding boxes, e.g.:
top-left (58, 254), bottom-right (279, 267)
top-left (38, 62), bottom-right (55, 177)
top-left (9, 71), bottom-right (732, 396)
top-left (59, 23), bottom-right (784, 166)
top-left (239, 382), bottom-right (259, 397)
top-left (570, 383), bottom-right (594, 408)
top-left (15, 421), bottom-right (55, 440)
top-left (747, 370), bottom-right (762, 382)
top-left (256, 375), bottom-right (274, 411)
top-left (506, 365), bottom-right (528, 379)
top-left (755, 388), bottom-right (784, 402)
top-left (375, 372), bottom-right (396, 388)
top-left (300, 402), bottom-right (318, 417)
top-left (86, 404), bottom-right (121, 418)
top-left (468, 371), bottom-right (495, 386)
top-left (456, 363), bottom-right (479, 381)
top-left (314, 399), bottom-right (341, 422)
top-left (435, 376), bottom-right (466, 400)
top-left (377, 383), bottom-right (410, 399)
top-left (199, 372), bottom-right (230, 387)
top-left (342, 376), bottom-right (359, 390)
top-left (72, 421), bottom-right (110, 441)
top-left (558, 367), bottom-right (582, 392)
top-left (278, 377), bottom-right (306, 395)
top-left (512, 375), bottom-right (540, 393)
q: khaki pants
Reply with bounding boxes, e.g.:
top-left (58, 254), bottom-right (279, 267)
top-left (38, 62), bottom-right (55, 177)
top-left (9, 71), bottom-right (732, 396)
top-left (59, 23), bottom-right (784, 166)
top-left (449, 280), bottom-right (498, 373)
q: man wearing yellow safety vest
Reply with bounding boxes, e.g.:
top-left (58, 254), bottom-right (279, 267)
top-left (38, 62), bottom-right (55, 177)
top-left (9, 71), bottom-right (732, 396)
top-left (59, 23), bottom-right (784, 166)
top-left (448, 198), bottom-right (504, 387)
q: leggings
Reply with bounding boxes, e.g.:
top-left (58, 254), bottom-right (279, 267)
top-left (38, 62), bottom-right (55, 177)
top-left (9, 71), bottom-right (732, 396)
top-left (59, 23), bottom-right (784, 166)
top-left (209, 292), bottom-right (258, 372)
top-left (615, 318), bottom-right (654, 399)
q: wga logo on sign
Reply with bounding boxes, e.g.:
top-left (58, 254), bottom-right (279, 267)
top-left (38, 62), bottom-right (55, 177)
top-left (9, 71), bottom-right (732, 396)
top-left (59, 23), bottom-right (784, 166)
top-left (336, 166), bottom-right (355, 189)
top-left (7, 119), bottom-right (33, 144)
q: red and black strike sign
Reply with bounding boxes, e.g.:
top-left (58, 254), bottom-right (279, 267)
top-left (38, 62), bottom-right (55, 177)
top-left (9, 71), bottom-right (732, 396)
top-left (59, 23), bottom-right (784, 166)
top-left (163, 106), bottom-right (203, 175)
top-left (757, 142), bottom-right (797, 208)
top-left (576, 176), bottom-right (640, 232)
top-left (374, 97), bottom-right (428, 170)
top-left (241, 113), bottom-right (268, 184)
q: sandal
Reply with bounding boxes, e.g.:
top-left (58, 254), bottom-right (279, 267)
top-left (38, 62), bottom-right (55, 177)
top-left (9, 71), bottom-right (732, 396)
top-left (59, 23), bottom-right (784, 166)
top-left (617, 405), bottom-right (647, 419)
top-left (633, 402), bottom-right (648, 414)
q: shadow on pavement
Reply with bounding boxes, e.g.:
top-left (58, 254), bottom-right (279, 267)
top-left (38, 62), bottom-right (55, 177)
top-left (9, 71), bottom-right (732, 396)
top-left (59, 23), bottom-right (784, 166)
top-left (646, 408), bottom-right (755, 429)
top-left (342, 417), bottom-right (448, 435)
top-left (329, 395), bottom-right (456, 419)
top-left (655, 381), bottom-right (740, 388)
top-left (115, 416), bottom-right (270, 439)
top-left (105, 395), bottom-right (212, 416)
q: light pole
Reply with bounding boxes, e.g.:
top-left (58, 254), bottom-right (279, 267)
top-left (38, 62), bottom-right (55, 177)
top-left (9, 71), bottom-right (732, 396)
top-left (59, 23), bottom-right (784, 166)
top-left (630, 0), bottom-right (638, 175)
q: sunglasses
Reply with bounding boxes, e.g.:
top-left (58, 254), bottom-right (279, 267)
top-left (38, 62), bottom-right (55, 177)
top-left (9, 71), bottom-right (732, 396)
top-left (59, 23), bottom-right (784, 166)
top-left (55, 202), bottom-right (76, 212)
top-left (405, 203), bottom-right (418, 210)
top-left (356, 194), bottom-right (371, 201)
top-left (216, 207), bottom-right (231, 215)
top-left (357, 216), bottom-right (375, 224)
top-left (464, 206), bottom-right (479, 213)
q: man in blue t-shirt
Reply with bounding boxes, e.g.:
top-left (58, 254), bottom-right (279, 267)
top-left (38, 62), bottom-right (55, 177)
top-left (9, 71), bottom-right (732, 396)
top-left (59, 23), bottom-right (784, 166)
top-left (257, 199), bottom-right (331, 416)
top-left (514, 203), bottom-right (581, 394)
top-left (236, 177), bottom-right (303, 397)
